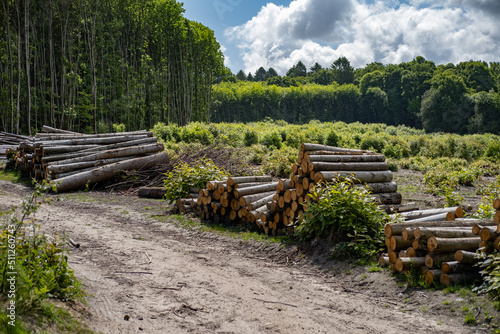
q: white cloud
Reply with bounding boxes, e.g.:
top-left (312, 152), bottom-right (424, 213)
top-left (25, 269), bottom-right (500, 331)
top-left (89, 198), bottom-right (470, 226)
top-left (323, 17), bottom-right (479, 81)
top-left (225, 0), bottom-right (500, 75)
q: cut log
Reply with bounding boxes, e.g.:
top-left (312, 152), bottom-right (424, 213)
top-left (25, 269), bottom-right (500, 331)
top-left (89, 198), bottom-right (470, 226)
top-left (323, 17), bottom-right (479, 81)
top-left (441, 261), bottom-right (472, 274)
top-left (414, 227), bottom-right (475, 240)
top-left (138, 187), bottom-right (166, 199)
top-left (35, 134), bottom-right (149, 148)
top-left (314, 170), bottom-right (393, 184)
top-left (425, 253), bottom-right (456, 269)
top-left (426, 237), bottom-right (481, 254)
top-left (311, 161), bottom-right (388, 172)
top-left (440, 272), bottom-right (481, 286)
top-left (455, 250), bottom-right (480, 264)
top-left (227, 176), bottom-right (273, 187)
top-left (300, 143), bottom-right (373, 154)
top-left (246, 205), bottom-right (269, 223)
top-left (389, 236), bottom-right (413, 251)
top-left (406, 247), bottom-right (426, 258)
top-left (384, 219), bottom-right (488, 238)
top-left (407, 212), bottom-right (455, 223)
top-left (46, 143), bottom-right (164, 166)
top-left (356, 182), bottom-right (397, 193)
top-left (480, 226), bottom-right (498, 241)
top-left (379, 202), bottom-right (419, 214)
top-left (54, 151), bottom-right (169, 192)
top-left (370, 192), bottom-right (402, 205)
top-left (493, 198), bottom-right (500, 210)
top-left (306, 154), bottom-right (386, 163)
top-left (46, 156), bottom-right (134, 175)
top-left (495, 210), bottom-right (500, 224)
top-left (395, 257), bottom-right (425, 272)
top-left (233, 182), bottom-right (279, 198)
top-left (238, 191), bottom-right (275, 207)
top-left (394, 207), bottom-right (464, 220)
top-left (425, 269), bottom-right (443, 285)
top-left (247, 194), bottom-right (275, 211)
top-left (402, 227), bottom-right (418, 241)
top-left (388, 251), bottom-right (398, 264)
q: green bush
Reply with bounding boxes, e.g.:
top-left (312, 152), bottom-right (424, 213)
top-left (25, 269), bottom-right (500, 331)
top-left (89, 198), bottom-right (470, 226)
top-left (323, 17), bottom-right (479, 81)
top-left (296, 179), bottom-right (387, 258)
top-left (243, 130), bottom-right (259, 147)
top-left (260, 131), bottom-right (282, 149)
top-left (163, 158), bottom-right (230, 203)
top-left (326, 131), bottom-right (340, 147)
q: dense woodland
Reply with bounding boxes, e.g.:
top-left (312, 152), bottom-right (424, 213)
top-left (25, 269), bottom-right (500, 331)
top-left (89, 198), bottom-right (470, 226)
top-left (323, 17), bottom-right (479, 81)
top-left (1, 0), bottom-right (500, 136)
top-left (0, 0), bottom-right (225, 135)
top-left (213, 57), bottom-right (500, 135)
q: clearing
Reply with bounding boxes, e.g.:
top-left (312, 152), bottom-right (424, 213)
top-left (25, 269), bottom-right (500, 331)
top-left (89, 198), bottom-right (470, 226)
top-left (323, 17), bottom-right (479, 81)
top-left (0, 178), bottom-right (493, 334)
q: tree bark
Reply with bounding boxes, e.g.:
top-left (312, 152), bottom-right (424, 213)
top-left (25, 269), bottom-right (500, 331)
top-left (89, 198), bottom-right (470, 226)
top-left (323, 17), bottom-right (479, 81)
top-left (455, 250), bottom-right (480, 264)
top-left (440, 272), bottom-right (481, 286)
top-left (384, 219), bottom-right (493, 238)
top-left (424, 253), bottom-right (456, 269)
top-left (227, 175), bottom-right (273, 187)
top-left (300, 143), bottom-right (372, 154)
top-left (233, 182), bottom-right (279, 199)
top-left (395, 257), bottom-right (425, 272)
top-left (138, 187), bottom-right (166, 199)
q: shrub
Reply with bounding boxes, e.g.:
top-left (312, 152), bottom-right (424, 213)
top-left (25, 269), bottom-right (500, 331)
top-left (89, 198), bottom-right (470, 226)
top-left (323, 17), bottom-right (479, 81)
top-left (260, 131), bottom-right (282, 150)
top-left (326, 131), bottom-right (340, 147)
top-left (296, 179), bottom-right (387, 258)
top-left (243, 130), bottom-right (259, 147)
top-left (163, 158), bottom-right (230, 203)
top-left (259, 146), bottom-right (296, 177)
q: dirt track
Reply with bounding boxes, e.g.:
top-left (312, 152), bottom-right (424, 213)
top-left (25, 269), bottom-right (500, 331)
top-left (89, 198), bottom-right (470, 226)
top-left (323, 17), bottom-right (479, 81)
top-left (0, 180), bottom-right (487, 333)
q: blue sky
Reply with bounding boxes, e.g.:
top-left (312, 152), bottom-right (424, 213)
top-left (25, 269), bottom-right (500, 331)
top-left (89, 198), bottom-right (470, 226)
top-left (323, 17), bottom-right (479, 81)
top-left (181, 0), bottom-right (500, 76)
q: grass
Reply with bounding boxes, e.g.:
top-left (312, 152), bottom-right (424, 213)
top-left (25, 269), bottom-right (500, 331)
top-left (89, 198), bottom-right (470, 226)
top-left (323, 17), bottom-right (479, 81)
top-left (0, 300), bottom-right (95, 334)
top-left (0, 168), bottom-right (32, 186)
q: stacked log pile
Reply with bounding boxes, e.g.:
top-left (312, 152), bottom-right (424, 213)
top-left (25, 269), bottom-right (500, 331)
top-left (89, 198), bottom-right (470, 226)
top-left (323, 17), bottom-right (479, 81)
top-left (1, 132), bottom-right (31, 162)
top-left (172, 176), bottom-right (286, 234)
top-left (172, 143), bottom-right (406, 235)
top-left (7, 125), bottom-right (168, 192)
top-left (381, 201), bottom-right (500, 286)
top-left (294, 143), bottom-right (402, 206)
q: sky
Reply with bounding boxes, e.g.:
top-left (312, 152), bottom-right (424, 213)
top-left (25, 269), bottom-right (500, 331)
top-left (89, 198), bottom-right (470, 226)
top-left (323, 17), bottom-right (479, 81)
top-left (180, 0), bottom-right (500, 76)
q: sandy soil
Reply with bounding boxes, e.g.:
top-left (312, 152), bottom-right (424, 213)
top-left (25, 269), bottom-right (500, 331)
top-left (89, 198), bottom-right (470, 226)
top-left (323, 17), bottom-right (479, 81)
top-left (0, 179), bottom-right (492, 334)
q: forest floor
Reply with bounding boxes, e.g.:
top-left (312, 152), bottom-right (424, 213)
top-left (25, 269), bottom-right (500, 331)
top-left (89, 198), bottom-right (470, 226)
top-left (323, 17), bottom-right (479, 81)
top-left (0, 170), bottom-right (499, 334)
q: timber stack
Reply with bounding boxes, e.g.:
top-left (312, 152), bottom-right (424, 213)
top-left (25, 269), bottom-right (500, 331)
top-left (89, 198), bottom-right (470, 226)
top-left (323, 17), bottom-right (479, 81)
top-left (380, 200), bottom-right (500, 286)
top-left (172, 143), bottom-right (408, 236)
top-left (172, 176), bottom-right (286, 234)
top-left (7, 125), bottom-right (168, 192)
top-left (1, 132), bottom-right (31, 163)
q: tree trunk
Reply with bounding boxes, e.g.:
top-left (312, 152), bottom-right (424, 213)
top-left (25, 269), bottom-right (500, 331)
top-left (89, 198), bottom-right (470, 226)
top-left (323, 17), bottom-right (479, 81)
top-left (55, 151), bottom-right (169, 192)
top-left (370, 192), bottom-right (402, 205)
top-left (306, 154), bottom-right (386, 163)
top-left (314, 170), bottom-right (393, 183)
top-left (415, 227), bottom-right (476, 240)
top-left (138, 187), bottom-right (166, 199)
top-left (455, 250), bottom-right (479, 264)
top-left (300, 143), bottom-right (372, 154)
top-left (384, 219), bottom-right (493, 238)
top-left (311, 161), bottom-right (388, 172)
top-left (424, 253), bottom-right (456, 269)
top-left (46, 143), bottom-right (163, 167)
top-left (233, 182), bottom-right (279, 199)
top-left (392, 207), bottom-right (464, 220)
top-left (426, 237), bottom-right (481, 253)
top-left (245, 193), bottom-right (275, 210)
top-left (405, 212), bottom-right (456, 223)
top-left (227, 175), bottom-right (273, 187)
top-left (441, 261), bottom-right (472, 274)
top-left (440, 272), bottom-right (481, 286)
top-left (395, 257), bottom-right (425, 272)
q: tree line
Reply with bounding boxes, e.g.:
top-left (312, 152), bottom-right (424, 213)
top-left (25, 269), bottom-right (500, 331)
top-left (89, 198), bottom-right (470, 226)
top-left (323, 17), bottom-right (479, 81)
top-left (215, 57), bottom-right (500, 135)
top-left (0, 0), bottom-right (225, 135)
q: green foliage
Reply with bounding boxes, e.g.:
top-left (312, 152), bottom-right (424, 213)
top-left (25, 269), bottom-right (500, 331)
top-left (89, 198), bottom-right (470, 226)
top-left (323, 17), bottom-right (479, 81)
top-left (260, 131), bottom-right (282, 149)
top-left (0, 182), bottom-right (85, 324)
top-left (112, 123), bottom-right (126, 133)
top-left (243, 130), bottom-right (259, 147)
top-left (476, 251), bottom-right (500, 299)
top-left (296, 179), bottom-right (387, 258)
top-left (259, 146), bottom-right (296, 177)
top-left (475, 175), bottom-right (500, 219)
top-left (326, 131), bottom-right (340, 147)
top-left (163, 158), bottom-right (230, 203)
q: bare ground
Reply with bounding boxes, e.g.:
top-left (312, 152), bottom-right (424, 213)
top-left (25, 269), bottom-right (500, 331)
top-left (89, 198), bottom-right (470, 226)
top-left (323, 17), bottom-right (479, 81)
top-left (0, 176), bottom-right (497, 334)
